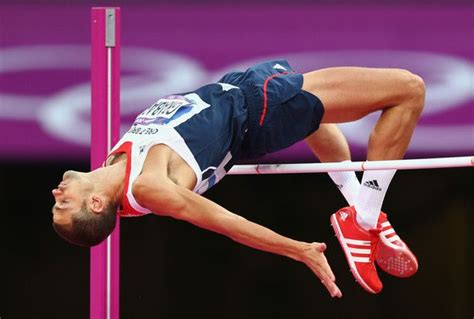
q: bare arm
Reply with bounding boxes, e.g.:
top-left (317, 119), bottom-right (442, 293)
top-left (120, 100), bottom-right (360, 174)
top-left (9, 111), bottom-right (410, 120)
top-left (133, 176), bottom-right (342, 298)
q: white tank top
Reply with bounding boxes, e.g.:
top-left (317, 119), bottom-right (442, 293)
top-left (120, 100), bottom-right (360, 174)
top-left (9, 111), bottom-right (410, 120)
top-left (109, 93), bottom-right (213, 217)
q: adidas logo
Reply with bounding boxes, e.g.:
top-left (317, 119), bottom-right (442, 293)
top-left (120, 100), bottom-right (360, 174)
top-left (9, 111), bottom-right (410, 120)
top-left (363, 180), bottom-right (382, 191)
top-left (339, 211), bottom-right (349, 221)
top-left (272, 63), bottom-right (287, 71)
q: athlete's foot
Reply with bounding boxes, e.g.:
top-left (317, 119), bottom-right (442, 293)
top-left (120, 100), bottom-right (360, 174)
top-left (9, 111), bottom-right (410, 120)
top-left (330, 206), bottom-right (383, 294)
top-left (376, 212), bottom-right (418, 278)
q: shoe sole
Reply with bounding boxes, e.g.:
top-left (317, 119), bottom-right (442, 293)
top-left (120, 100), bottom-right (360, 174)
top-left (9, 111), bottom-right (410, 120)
top-left (330, 214), bottom-right (379, 294)
top-left (376, 241), bottom-right (418, 278)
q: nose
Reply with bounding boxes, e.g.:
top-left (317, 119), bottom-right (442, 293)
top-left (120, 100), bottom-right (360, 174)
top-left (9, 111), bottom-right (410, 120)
top-left (52, 188), bottom-right (62, 196)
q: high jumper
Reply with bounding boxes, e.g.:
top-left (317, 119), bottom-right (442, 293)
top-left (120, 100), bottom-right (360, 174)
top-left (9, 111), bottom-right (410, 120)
top-left (52, 55), bottom-right (427, 298)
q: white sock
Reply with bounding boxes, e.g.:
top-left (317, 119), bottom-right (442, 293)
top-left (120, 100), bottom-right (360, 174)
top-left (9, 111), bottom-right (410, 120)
top-left (354, 169), bottom-right (396, 230)
top-left (328, 169), bottom-right (360, 206)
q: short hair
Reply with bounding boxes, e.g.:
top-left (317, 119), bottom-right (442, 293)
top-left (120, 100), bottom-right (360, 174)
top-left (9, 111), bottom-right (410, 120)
top-left (53, 201), bottom-right (117, 247)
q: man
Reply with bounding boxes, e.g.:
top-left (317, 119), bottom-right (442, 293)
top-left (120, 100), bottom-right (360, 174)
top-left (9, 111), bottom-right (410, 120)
top-left (52, 60), bottom-right (424, 298)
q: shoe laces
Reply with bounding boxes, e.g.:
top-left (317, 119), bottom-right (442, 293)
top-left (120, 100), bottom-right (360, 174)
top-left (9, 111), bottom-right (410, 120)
top-left (369, 227), bottom-right (382, 262)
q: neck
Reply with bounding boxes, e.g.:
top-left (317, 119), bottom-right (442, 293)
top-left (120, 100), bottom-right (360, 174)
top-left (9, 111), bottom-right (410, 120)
top-left (88, 160), bottom-right (127, 205)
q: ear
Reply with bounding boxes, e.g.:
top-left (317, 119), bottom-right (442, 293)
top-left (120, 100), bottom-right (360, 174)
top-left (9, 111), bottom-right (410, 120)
top-left (89, 195), bottom-right (106, 215)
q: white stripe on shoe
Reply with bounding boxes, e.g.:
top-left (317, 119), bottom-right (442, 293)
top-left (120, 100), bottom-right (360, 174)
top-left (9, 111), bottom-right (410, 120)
top-left (381, 221), bottom-right (391, 228)
top-left (352, 256), bottom-right (371, 263)
top-left (348, 247), bottom-right (371, 254)
top-left (388, 235), bottom-right (401, 243)
top-left (381, 228), bottom-right (395, 236)
top-left (379, 220), bottom-right (402, 245)
top-left (345, 238), bottom-right (371, 246)
top-left (379, 232), bottom-right (404, 249)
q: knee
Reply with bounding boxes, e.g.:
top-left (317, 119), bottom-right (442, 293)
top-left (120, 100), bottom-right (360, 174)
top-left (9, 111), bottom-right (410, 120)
top-left (398, 69), bottom-right (425, 114)
top-left (406, 71), bottom-right (425, 101)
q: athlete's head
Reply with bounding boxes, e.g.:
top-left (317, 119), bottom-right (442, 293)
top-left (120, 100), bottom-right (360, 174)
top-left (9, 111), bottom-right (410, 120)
top-left (51, 170), bottom-right (117, 247)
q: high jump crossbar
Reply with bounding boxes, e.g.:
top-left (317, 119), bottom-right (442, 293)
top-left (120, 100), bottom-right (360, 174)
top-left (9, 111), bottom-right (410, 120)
top-left (228, 156), bottom-right (474, 175)
top-left (89, 7), bottom-right (472, 319)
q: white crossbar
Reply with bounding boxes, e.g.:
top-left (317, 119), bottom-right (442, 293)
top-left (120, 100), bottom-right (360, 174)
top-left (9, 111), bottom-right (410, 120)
top-left (228, 156), bottom-right (473, 175)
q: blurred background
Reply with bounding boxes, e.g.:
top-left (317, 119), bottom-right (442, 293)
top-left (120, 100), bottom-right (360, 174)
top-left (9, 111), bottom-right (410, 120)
top-left (0, 0), bottom-right (473, 318)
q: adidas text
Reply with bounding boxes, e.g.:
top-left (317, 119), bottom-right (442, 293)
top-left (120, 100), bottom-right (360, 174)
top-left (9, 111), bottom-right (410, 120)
top-left (363, 180), bottom-right (382, 191)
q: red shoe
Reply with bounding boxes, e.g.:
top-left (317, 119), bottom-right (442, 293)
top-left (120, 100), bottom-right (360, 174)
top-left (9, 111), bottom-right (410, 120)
top-left (376, 212), bottom-right (418, 278)
top-left (330, 206), bottom-right (383, 294)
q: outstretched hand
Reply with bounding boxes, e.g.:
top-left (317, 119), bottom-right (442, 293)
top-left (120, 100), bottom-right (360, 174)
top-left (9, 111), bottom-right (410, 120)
top-left (301, 242), bottom-right (342, 298)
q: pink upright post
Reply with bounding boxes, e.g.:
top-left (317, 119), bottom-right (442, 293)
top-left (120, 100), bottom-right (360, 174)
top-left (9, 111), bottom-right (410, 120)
top-left (90, 7), bottom-right (121, 319)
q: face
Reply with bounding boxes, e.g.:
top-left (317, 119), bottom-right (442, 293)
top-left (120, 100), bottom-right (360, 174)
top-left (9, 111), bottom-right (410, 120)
top-left (51, 170), bottom-right (89, 226)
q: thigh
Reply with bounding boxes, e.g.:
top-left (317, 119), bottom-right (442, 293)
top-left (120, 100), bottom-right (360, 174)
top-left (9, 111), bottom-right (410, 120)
top-left (302, 67), bottom-right (414, 123)
top-left (240, 74), bottom-right (324, 159)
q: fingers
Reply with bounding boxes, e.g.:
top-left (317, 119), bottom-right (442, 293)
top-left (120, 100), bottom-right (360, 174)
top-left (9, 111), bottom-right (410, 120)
top-left (307, 242), bottom-right (342, 298)
top-left (318, 243), bottom-right (336, 281)
top-left (315, 260), bottom-right (341, 298)
top-left (316, 246), bottom-right (336, 281)
top-left (319, 270), bottom-right (342, 298)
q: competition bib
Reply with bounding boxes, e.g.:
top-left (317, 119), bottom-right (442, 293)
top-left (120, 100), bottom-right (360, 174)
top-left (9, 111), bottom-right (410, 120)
top-left (134, 95), bottom-right (194, 125)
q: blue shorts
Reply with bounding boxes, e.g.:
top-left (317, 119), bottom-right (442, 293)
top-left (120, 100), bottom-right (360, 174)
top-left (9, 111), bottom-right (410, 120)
top-left (170, 60), bottom-right (324, 192)
top-left (219, 59), bottom-right (325, 159)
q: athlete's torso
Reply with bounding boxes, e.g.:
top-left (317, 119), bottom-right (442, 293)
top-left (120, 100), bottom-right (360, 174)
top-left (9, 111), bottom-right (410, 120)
top-left (108, 83), bottom-right (247, 217)
top-left (107, 59), bottom-right (313, 218)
